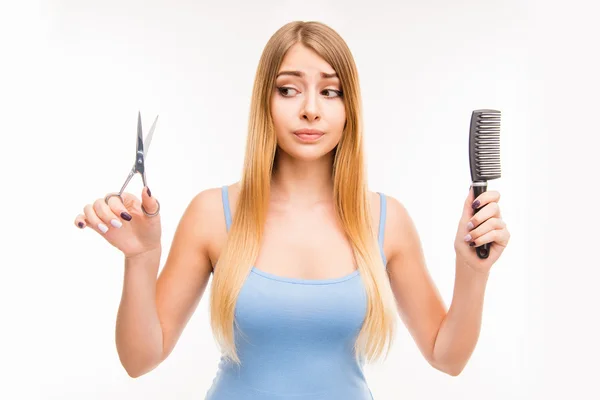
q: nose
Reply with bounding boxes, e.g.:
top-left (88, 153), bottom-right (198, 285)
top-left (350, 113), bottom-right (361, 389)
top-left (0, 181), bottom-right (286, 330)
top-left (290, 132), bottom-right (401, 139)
top-left (301, 89), bottom-right (320, 122)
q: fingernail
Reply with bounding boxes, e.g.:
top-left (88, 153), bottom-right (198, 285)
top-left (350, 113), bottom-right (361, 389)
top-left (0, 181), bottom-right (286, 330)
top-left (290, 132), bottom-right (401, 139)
top-left (472, 200), bottom-right (480, 209)
top-left (467, 221), bottom-right (474, 230)
top-left (121, 212), bottom-right (132, 221)
top-left (147, 187), bottom-right (152, 197)
top-left (464, 234), bottom-right (472, 242)
top-left (111, 219), bottom-right (123, 228)
top-left (98, 223), bottom-right (109, 233)
top-left (469, 242), bottom-right (476, 247)
top-left (78, 221), bottom-right (84, 228)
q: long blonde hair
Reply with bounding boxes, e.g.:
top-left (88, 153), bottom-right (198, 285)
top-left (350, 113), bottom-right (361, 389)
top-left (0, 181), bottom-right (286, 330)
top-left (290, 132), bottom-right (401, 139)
top-left (209, 21), bottom-right (397, 366)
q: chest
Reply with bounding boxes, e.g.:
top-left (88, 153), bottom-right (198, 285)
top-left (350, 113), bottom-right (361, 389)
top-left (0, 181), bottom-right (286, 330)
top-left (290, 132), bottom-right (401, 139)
top-left (235, 269), bottom-right (367, 344)
top-left (254, 203), bottom-right (357, 280)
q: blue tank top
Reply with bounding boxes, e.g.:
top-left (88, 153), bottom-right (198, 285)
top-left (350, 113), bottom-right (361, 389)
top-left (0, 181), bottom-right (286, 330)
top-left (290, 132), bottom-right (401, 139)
top-left (205, 185), bottom-right (388, 400)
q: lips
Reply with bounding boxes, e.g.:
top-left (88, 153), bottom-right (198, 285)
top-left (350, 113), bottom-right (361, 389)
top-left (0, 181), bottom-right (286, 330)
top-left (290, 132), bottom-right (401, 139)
top-left (293, 129), bottom-right (324, 142)
top-left (293, 129), bottom-right (324, 136)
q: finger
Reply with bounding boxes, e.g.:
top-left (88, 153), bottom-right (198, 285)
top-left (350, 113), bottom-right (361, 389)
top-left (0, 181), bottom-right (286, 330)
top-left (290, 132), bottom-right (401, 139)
top-left (119, 192), bottom-right (142, 214)
top-left (83, 204), bottom-right (109, 235)
top-left (464, 217), bottom-right (505, 242)
top-left (141, 186), bottom-right (159, 215)
top-left (466, 202), bottom-right (500, 229)
top-left (472, 190), bottom-right (501, 209)
top-left (105, 195), bottom-right (133, 222)
top-left (93, 198), bottom-right (123, 231)
top-left (469, 228), bottom-right (509, 247)
top-left (74, 213), bottom-right (87, 229)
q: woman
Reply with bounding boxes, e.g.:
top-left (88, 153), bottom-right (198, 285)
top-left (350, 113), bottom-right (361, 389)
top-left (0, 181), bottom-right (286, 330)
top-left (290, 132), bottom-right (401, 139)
top-left (74, 21), bottom-right (510, 399)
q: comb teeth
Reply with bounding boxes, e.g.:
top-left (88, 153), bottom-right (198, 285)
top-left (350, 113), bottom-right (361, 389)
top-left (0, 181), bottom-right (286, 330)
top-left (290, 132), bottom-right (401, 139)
top-left (469, 109), bottom-right (501, 181)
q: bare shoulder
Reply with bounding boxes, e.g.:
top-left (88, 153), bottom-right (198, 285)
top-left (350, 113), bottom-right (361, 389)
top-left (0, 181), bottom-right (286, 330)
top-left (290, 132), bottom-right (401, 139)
top-left (184, 187), bottom-right (223, 236)
top-left (368, 191), bottom-right (416, 264)
top-left (184, 183), bottom-right (238, 268)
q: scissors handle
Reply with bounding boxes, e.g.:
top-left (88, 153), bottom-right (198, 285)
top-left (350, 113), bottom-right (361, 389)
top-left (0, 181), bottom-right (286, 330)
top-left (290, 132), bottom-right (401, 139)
top-left (104, 193), bottom-right (160, 217)
top-left (104, 168), bottom-right (160, 217)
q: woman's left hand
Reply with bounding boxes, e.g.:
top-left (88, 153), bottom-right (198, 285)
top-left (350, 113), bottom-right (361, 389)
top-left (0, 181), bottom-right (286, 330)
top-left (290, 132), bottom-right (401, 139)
top-left (454, 186), bottom-right (511, 274)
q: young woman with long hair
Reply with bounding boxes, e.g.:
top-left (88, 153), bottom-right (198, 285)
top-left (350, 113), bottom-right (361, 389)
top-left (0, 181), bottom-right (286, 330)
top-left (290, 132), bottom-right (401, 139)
top-left (75, 20), bottom-right (510, 400)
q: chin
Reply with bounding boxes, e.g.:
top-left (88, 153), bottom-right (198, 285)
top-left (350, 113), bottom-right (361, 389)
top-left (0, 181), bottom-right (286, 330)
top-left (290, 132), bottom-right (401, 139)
top-left (282, 144), bottom-right (337, 161)
top-left (292, 150), bottom-right (328, 161)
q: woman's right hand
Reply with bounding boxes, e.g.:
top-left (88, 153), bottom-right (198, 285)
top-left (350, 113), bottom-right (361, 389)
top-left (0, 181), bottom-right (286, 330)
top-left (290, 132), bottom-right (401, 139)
top-left (74, 187), bottom-right (162, 259)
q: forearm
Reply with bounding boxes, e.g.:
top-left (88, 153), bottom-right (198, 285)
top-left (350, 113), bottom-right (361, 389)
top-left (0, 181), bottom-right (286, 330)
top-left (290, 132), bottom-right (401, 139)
top-left (115, 247), bottom-right (164, 377)
top-left (431, 258), bottom-right (490, 375)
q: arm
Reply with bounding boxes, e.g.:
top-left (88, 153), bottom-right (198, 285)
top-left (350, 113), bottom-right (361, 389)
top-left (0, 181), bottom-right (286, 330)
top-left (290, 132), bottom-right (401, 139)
top-left (383, 196), bottom-right (487, 376)
top-left (115, 247), bottom-right (163, 377)
top-left (431, 259), bottom-right (489, 376)
top-left (115, 189), bottom-right (217, 378)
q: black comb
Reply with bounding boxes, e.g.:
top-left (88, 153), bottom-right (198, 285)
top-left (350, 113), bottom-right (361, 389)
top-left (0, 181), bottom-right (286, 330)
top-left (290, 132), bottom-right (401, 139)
top-left (468, 109), bottom-right (501, 259)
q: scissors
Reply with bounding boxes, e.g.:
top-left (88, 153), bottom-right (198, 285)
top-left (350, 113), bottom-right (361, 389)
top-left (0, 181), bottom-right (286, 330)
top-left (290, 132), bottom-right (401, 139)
top-left (104, 111), bottom-right (160, 217)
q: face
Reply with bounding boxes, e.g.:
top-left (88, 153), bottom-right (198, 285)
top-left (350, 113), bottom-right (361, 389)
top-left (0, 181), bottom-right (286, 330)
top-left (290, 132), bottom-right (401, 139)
top-left (270, 43), bottom-right (346, 161)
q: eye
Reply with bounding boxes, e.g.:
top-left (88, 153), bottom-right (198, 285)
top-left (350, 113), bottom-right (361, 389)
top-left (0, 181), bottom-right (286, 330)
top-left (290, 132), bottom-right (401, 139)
top-left (322, 89), bottom-right (343, 98)
top-left (276, 86), bottom-right (298, 97)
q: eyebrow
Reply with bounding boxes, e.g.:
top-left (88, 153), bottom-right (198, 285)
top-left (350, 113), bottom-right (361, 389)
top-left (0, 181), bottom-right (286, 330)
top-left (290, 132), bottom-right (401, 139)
top-left (276, 70), bottom-right (338, 79)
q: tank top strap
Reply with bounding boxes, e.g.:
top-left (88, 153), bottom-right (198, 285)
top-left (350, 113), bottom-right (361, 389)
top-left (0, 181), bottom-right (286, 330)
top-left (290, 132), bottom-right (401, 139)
top-left (377, 192), bottom-right (388, 266)
top-left (221, 185), bottom-right (232, 232)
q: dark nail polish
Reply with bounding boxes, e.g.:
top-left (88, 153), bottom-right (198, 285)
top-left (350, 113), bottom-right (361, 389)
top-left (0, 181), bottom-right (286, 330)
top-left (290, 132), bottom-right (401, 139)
top-left (472, 200), bottom-right (480, 209)
top-left (121, 212), bottom-right (132, 221)
top-left (78, 221), bottom-right (84, 228)
top-left (469, 242), bottom-right (476, 247)
top-left (147, 187), bottom-right (152, 197)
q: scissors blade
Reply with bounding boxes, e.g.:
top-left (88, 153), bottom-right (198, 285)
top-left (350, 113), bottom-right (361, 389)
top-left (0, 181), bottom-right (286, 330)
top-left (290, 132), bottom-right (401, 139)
top-left (134, 111), bottom-right (144, 173)
top-left (137, 111), bottom-right (144, 156)
top-left (143, 115), bottom-right (159, 159)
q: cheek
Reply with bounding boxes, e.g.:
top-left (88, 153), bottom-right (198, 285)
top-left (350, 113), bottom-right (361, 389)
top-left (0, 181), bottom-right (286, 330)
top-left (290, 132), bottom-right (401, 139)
top-left (328, 103), bottom-right (346, 134)
top-left (271, 99), bottom-right (292, 131)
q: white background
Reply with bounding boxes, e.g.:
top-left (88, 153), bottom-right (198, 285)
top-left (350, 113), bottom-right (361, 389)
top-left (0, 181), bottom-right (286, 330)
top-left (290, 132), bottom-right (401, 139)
top-left (1, 0), bottom-right (598, 399)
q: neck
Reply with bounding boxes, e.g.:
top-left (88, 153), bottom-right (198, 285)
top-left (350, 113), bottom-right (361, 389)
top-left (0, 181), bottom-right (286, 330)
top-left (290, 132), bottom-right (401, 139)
top-left (270, 148), bottom-right (335, 206)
